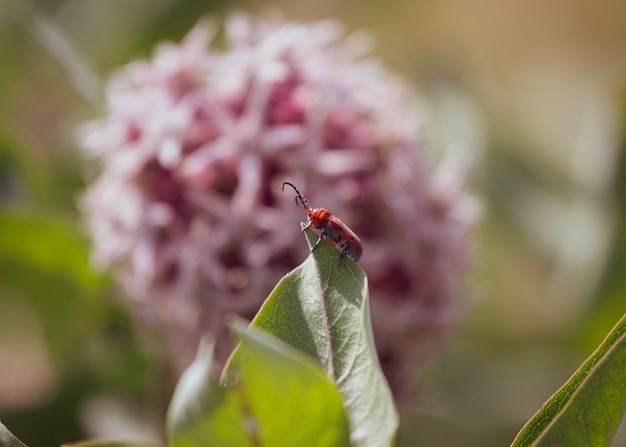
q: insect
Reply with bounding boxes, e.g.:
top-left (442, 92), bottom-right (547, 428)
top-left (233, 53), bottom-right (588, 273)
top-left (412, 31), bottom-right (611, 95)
top-left (282, 181), bottom-right (363, 264)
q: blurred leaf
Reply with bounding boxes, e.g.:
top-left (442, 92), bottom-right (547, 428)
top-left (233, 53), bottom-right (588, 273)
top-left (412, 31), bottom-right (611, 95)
top-left (62, 441), bottom-right (156, 447)
top-left (0, 125), bottom-right (84, 210)
top-left (223, 229), bottom-right (398, 447)
top-left (0, 208), bottom-right (109, 365)
top-left (0, 208), bottom-right (102, 290)
top-left (229, 320), bottom-right (351, 447)
top-left (0, 423), bottom-right (26, 447)
top-left (512, 312), bottom-right (626, 447)
top-left (167, 324), bottom-right (350, 447)
top-left (166, 337), bottom-right (250, 447)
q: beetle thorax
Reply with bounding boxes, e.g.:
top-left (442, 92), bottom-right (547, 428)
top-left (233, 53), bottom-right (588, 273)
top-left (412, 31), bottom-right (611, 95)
top-left (308, 208), bottom-right (333, 229)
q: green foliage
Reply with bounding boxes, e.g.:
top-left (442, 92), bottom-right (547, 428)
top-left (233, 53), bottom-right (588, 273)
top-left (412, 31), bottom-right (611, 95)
top-left (167, 323), bottom-right (351, 447)
top-left (229, 321), bottom-right (351, 447)
top-left (512, 313), bottom-right (626, 447)
top-left (166, 337), bottom-right (252, 447)
top-left (0, 208), bottom-right (158, 446)
top-left (0, 208), bottom-right (108, 363)
top-left (62, 442), bottom-right (155, 447)
top-left (0, 209), bottom-right (103, 291)
top-left (223, 229), bottom-right (398, 447)
top-left (167, 229), bottom-right (397, 447)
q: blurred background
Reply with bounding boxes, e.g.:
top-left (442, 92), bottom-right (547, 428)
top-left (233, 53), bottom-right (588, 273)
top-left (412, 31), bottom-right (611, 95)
top-left (1, 0), bottom-right (625, 446)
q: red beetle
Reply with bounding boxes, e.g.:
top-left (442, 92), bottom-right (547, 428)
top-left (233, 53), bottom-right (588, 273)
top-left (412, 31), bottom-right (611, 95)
top-left (282, 182), bottom-right (363, 263)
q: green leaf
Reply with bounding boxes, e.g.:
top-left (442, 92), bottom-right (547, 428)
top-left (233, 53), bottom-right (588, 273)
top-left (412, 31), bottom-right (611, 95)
top-left (0, 209), bottom-right (103, 291)
top-left (62, 441), bottom-right (156, 447)
top-left (166, 324), bottom-right (350, 447)
top-left (228, 319), bottom-right (351, 447)
top-left (0, 423), bottom-right (26, 447)
top-left (223, 229), bottom-right (398, 447)
top-left (0, 209), bottom-right (110, 364)
top-left (166, 338), bottom-right (251, 447)
top-left (512, 313), bottom-right (626, 447)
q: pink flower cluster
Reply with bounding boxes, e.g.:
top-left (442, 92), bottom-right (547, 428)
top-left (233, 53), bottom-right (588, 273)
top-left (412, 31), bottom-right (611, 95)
top-left (80, 12), bottom-right (479, 400)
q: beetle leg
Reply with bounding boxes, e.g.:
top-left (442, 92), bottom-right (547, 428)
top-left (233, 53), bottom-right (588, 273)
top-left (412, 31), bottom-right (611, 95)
top-left (301, 220), bottom-right (312, 232)
top-left (338, 244), bottom-right (348, 267)
top-left (310, 226), bottom-right (329, 253)
top-left (310, 234), bottom-right (324, 253)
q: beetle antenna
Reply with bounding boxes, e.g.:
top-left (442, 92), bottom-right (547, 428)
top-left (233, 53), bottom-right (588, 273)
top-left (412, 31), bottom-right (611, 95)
top-left (282, 182), bottom-right (311, 211)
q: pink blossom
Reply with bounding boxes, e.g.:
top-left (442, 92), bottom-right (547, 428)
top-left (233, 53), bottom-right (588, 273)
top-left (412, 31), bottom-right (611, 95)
top-left (80, 11), bottom-right (480, 401)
